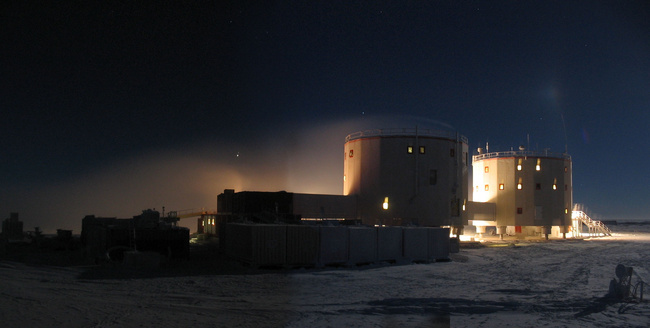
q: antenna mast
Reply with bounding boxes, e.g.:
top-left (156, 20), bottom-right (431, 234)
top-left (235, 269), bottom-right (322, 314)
top-left (561, 113), bottom-right (568, 153)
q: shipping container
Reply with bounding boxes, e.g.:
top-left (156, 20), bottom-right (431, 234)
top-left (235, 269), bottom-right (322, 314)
top-left (348, 227), bottom-right (377, 264)
top-left (377, 226), bottom-right (403, 262)
top-left (403, 227), bottom-right (428, 262)
top-left (427, 227), bottom-right (450, 261)
top-left (286, 225), bottom-right (319, 266)
top-left (318, 226), bottom-right (349, 265)
top-left (224, 224), bottom-right (286, 266)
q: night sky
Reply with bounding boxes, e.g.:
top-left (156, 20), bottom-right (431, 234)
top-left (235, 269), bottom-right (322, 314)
top-left (2, 1), bottom-right (649, 232)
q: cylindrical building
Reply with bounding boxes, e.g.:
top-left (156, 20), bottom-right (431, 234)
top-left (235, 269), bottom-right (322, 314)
top-left (472, 149), bottom-right (572, 237)
top-left (343, 128), bottom-right (468, 228)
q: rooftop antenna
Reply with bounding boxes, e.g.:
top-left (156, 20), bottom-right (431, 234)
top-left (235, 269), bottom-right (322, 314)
top-left (561, 113), bottom-right (568, 153)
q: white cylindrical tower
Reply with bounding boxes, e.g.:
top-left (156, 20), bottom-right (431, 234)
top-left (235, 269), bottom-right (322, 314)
top-left (343, 128), bottom-right (469, 227)
top-left (472, 149), bottom-right (572, 236)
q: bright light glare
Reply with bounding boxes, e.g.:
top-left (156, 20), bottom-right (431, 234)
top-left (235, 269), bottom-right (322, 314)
top-left (382, 197), bottom-right (389, 210)
top-left (459, 235), bottom-right (474, 242)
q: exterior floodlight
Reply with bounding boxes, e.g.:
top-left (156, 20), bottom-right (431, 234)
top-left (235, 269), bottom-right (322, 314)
top-left (382, 197), bottom-right (389, 210)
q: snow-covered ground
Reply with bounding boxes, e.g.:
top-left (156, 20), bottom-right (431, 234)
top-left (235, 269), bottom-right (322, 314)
top-left (2, 223), bottom-right (649, 328)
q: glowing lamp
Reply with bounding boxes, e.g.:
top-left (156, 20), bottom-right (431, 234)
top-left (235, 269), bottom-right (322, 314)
top-left (382, 197), bottom-right (389, 210)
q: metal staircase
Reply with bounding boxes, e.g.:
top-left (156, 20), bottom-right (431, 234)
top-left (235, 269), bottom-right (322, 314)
top-left (572, 204), bottom-right (612, 237)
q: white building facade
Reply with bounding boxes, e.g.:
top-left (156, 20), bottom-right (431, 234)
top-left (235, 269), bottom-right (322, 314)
top-left (471, 150), bottom-right (572, 237)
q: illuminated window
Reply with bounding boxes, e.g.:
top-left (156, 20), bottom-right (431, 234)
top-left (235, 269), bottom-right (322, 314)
top-left (552, 184), bottom-right (557, 190)
top-left (419, 146), bottom-right (425, 154)
top-left (484, 166), bottom-right (489, 173)
top-left (517, 183), bottom-right (522, 190)
top-left (564, 166), bottom-right (568, 173)
top-left (485, 185), bottom-right (489, 191)
top-left (382, 197), bottom-right (389, 210)
top-left (517, 207), bottom-right (523, 214)
top-left (517, 164), bottom-right (522, 171)
top-left (407, 146), bottom-right (413, 154)
top-left (536, 165), bottom-right (541, 171)
top-left (343, 175), bottom-right (346, 182)
top-left (499, 183), bottom-right (504, 190)
top-left (565, 208), bottom-right (568, 214)
top-left (536, 183), bottom-right (541, 190)
top-left (349, 150), bottom-right (354, 158)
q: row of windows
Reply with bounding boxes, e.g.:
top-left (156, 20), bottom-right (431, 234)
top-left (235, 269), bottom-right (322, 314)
top-left (407, 146), bottom-right (457, 157)
top-left (407, 146), bottom-right (426, 154)
top-left (346, 147), bottom-right (467, 165)
top-left (484, 165), bottom-right (569, 172)
top-left (478, 183), bottom-right (568, 191)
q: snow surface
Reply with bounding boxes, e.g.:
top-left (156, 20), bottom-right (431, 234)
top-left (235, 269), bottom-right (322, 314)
top-left (2, 224), bottom-right (650, 328)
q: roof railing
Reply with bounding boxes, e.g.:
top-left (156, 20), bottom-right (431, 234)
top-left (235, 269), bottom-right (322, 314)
top-left (345, 128), bottom-right (468, 144)
top-left (473, 150), bottom-right (571, 161)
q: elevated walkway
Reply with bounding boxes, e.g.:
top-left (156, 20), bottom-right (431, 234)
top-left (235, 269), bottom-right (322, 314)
top-left (572, 204), bottom-right (612, 237)
top-left (168, 208), bottom-right (218, 219)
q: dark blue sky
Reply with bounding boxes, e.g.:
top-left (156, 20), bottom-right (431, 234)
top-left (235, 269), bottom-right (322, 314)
top-left (2, 1), bottom-right (649, 231)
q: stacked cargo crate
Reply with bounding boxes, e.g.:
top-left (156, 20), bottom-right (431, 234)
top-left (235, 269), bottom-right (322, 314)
top-left (221, 223), bottom-right (451, 268)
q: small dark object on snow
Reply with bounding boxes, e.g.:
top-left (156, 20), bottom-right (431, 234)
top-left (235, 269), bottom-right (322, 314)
top-left (607, 264), bottom-right (644, 301)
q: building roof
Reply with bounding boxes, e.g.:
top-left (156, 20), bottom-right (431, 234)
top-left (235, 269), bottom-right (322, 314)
top-left (345, 128), bottom-right (468, 144)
